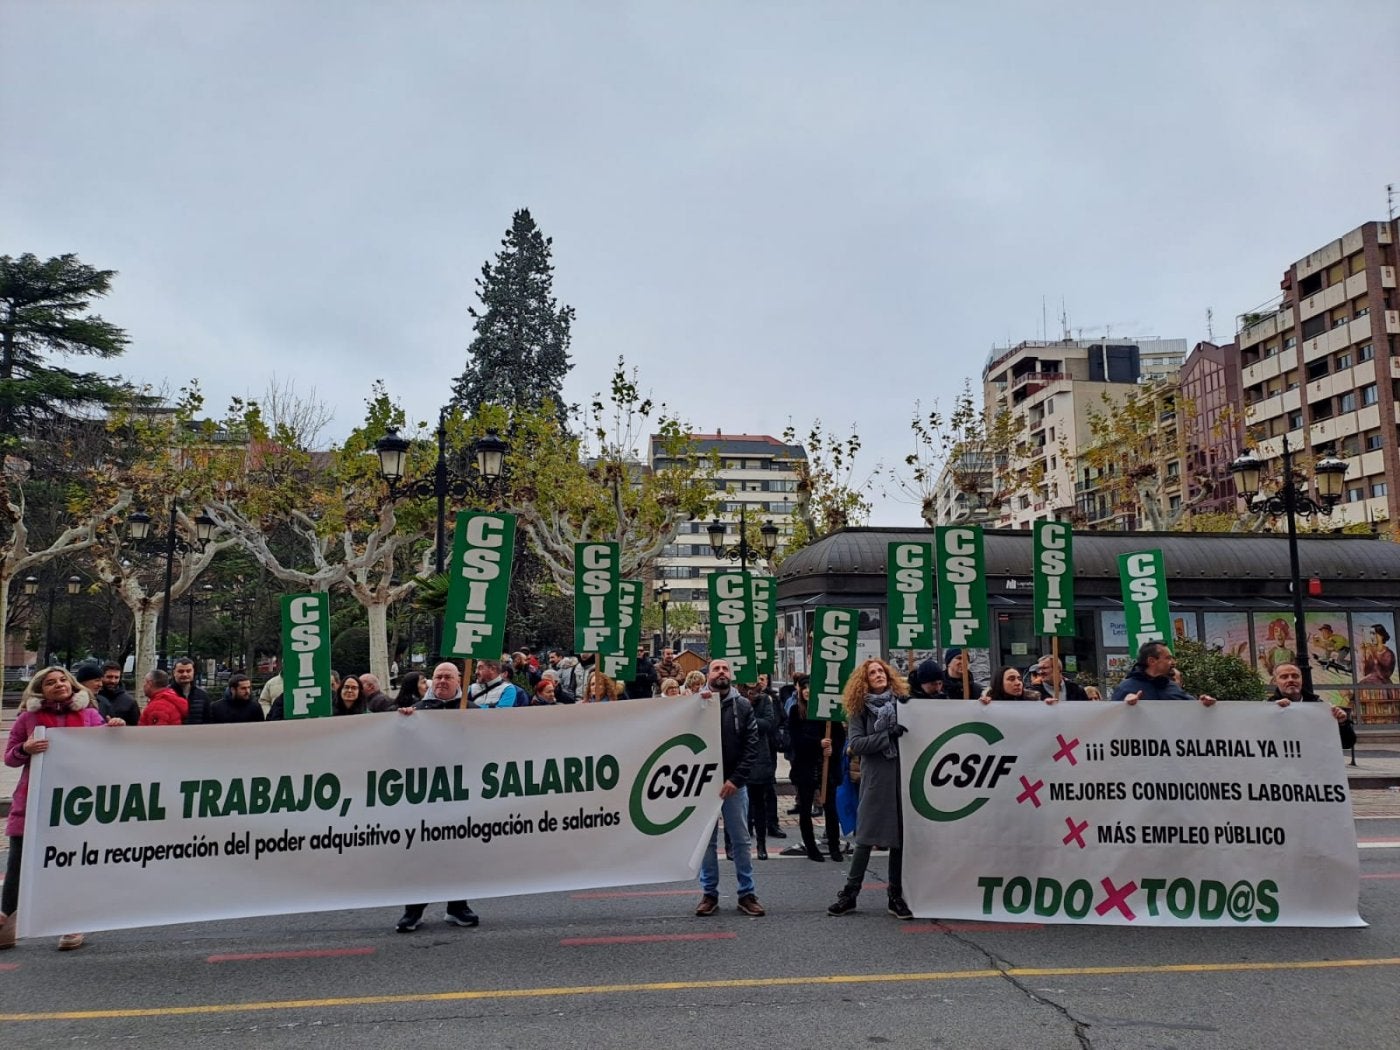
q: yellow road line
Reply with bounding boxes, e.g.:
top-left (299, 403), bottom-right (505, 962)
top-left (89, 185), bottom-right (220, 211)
top-left (3, 957), bottom-right (1398, 1022)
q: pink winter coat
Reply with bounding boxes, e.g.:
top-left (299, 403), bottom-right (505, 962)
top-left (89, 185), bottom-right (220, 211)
top-left (5, 690), bottom-right (105, 837)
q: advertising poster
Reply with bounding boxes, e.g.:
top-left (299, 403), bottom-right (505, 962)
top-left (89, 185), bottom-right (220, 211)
top-left (1254, 613), bottom-right (1299, 679)
top-left (1305, 613), bottom-right (1354, 688)
top-left (1202, 613), bottom-right (1252, 665)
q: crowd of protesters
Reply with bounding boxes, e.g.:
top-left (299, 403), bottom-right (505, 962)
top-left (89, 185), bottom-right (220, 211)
top-left (2, 639), bottom-right (1355, 950)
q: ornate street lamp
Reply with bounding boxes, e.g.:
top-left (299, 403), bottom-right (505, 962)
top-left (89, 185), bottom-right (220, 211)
top-left (126, 505), bottom-right (218, 670)
top-left (375, 413), bottom-right (508, 658)
top-left (64, 575), bottom-right (82, 666)
top-left (1230, 437), bottom-right (1348, 696)
top-left (707, 504), bottom-right (780, 572)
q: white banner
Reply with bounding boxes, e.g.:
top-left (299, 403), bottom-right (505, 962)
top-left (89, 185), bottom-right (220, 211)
top-left (18, 701), bottom-right (723, 937)
top-left (900, 702), bottom-right (1363, 927)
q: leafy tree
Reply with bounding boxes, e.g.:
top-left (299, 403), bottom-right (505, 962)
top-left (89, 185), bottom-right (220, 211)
top-left (887, 381), bottom-right (1001, 527)
top-left (513, 359), bottom-right (715, 590)
top-left (451, 209), bottom-right (574, 428)
top-left (780, 419), bottom-right (874, 550)
top-left (0, 253), bottom-right (135, 449)
top-left (1173, 638), bottom-right (1268, 702)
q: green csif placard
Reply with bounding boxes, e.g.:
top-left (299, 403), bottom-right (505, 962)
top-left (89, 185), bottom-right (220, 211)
top-left (750, 575), bottom-right (777, 679)
top-left (280, 593), bottom-right (332, 719)
top-left (600, 579), bottom-right (643, 681)
top-left (935, 525), bottom-right (989, 648)
top-left (887, 541), bottom-right (936, 650)
top-left (809, 607), bottom-right (860, 722)
top-left (574, 542), bottom-right (620, 654)
top-left (1032, 520), bottom-right (1075, 637)
top-left (708, 570), bottom-right (755, 679)
top-left (441, 511), bottom-right (516, 659)
top-left (1119, 550), bottom-right (1170, 655)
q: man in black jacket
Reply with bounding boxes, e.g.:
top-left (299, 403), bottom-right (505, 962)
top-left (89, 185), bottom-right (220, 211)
top-left (1034, 655), bottom-right (1090, 702)
top-left (210, 675), bottom-right (265, 723)
top-left (95, 662), bottom-right (143, 725)
top-left (694, 659), bottom-right (765, 918)
top-left (942, 648), bottom-right (985, 700)
top-left (172, 657), bottom-right (214, 724)
top-left (1269, 663), bottom-right (1356, 748)
top-left (1110, 642), bottom-right (1218, 705)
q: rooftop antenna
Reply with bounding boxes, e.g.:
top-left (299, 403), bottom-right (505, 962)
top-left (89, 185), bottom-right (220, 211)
top-left (1389, 183), bottom-right (1396, 221)
top-left (1060, 299), bottom-right (1070, 341)
top-left (1041, 296), bottom-right (1047, 342)
top-left (1207, 307), bottom-right (1215, 342)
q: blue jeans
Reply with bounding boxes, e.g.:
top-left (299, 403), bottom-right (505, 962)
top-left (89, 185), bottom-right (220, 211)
top-left (699, 787), bottom-right (755, 898)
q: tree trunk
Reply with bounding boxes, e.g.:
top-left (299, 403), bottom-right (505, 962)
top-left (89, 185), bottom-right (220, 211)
top-left (133, 606), bottom-right (160, 682)
top-left (365, 598), bottom-right (391, 685)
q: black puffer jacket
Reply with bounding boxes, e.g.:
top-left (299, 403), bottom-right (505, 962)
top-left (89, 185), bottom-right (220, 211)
top-left (715, 688), bottom-right (759, 789)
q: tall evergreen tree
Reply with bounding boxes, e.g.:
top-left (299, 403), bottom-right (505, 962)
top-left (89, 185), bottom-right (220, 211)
top-left (451, 209), bottom-right (574, 426)
top-left (0, 253), bottom-right (133, 449)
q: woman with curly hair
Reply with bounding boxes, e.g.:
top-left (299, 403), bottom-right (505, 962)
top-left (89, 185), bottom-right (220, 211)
top-left (582, 669), bottom-right (620, 702)
top-left (3, 667), bottom-right (124, 951)
top-left (826, 658), bottom-right (913, 920)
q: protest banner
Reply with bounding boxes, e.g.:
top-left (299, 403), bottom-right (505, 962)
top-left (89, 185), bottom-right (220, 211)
top-left (441, 511), bottom-right (515, 659)
top-left (935, 526), bottom-right (989, 648)
top-left (17, 700), bottom-right (724, 937)
top-left (750, 575), bottom-right (776, 679)
top-left (887, 542), bottom-right (936, 651)
top-left (280, 593), bottom-right (332, 719)
top-left (900, 701), bottom-right (1362, 927)
top-left (600, 579), bottom-right (643, 680)
top-left (708, 570), bottom-right (754, 678)
top-left (1119, 550), bottom-right (1170, 654)
top-left (574, 542), bottom-right (620, 654)
top-left (1033, 521), bottom-right (1074, 698)
top-left (809, 607), bottom-right (860, 721)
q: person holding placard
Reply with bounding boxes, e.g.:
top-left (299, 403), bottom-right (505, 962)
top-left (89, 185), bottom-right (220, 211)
top-left (826, 658), bottom-right (913, 920)
top-left (784, 674), bottom-right (845, 862)
top-left (2, 666), bottom-right (125, 951)
top-left (942, 648), bottom-right (984, 700)
top-left (1110, 642), bottom-right (1217, 705)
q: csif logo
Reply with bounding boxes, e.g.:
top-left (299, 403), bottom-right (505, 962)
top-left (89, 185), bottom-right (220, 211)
top-left (908, 722), bottom-right (1018, 822)
top-left (628, 733), bottom-right (720, 836)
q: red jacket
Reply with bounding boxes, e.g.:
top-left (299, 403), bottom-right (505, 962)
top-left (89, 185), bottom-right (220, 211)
top-left (139, 687), bottom-right (189, 726)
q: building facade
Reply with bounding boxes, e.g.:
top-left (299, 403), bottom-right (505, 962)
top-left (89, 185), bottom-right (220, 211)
top-left (981, 337), bottom-right (1188, 527)
top-left (648, 432), bottom-right (805, 620)
top-left (1238, 219), bottom-right (1400, 529)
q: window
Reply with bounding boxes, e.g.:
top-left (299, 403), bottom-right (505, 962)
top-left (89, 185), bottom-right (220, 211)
top-left (1332, 314), bottom-right (1349, 329)
top-left (1362, 384), bottom-right (1379, 406)
top-left (1283, 336), bottom-right (1297, 350)
top-left (1356, 307), bottom-right (1370, 319)
top-left (1366, 434), bottom-right (1384, 451)
top-left (1335, 353), bottom-right (1351, 371)
top-left (1340, 435), bottom-right (1362, 456)
top-left (1359, 343), bottom-right (1374, 362)
top-left (1288, 411), bottom-right (1304, 429)
top-left (1307, 360), bottom-right (1330, 381)
top-left (1338, 392), bottom-right (1357, 413)
top-left (1372, 482), bottom-right (1389, 498)
top-left (1301, 315), bottom-right (1327, 341)
top-left (1347, 486), bottom-right (1365, 503)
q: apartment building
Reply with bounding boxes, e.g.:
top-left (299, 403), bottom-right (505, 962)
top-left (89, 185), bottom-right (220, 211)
top-left (648, 432), bottom-right (804, 618)
top-left (1237, 219), bottom-right (1400, 528)
top-left (980, 337), bottom-right (1188, 527)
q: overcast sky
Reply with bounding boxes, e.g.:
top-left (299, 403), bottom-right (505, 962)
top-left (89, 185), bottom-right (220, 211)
top-left (5, 2), bottom-right (1398, 524)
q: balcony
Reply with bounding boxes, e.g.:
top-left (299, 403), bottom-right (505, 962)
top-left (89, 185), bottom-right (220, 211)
top-left (1011, 371), bottom-right (1069, 396)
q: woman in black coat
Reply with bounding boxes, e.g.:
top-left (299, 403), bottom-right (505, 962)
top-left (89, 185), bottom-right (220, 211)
top-left (785, 674), bottom-right (846, 862)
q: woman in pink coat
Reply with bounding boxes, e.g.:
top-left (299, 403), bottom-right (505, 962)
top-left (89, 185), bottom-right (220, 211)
top-left (1, 666), bottom-right (123, 951)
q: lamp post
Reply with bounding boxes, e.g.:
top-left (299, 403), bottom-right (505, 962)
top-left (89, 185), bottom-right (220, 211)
top-left (64, 575), bottom-right (82, 666)
top-left (1230, 436), bottom-right (1348, 696)
top-left (23, 576), bottom-right (50, 666)
top-left (127, 505), bottom-right (217, 671)
top-left (186, 582), bottom-right (215, 672)
top-left (707, 504), bottom-right (780, 572)
top-left (655, 580), bottom-right (671, 651)
top-left (375, 412), bottom-right (508, 657)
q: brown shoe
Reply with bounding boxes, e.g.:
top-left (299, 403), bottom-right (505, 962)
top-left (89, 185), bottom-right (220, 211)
top-left (56, 933), bottom-right (85, 951)
top-left (694, 895), bottom-right (719, 917)
top-left (736, 894), bottom-right (766, 917)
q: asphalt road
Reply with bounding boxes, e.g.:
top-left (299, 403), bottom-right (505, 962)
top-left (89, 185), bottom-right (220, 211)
top-left (2, 820), bottom-right (1398, 1050)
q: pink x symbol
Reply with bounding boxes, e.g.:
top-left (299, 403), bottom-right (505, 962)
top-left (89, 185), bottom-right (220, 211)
top-left (1095, 876), bottom-right (1138, 920)
top-left (1063, 817), bottom-right (1089, 849)
top-left (1052, 733), bottom-right (1080, 765)
top-left (1015, 775), bottom-right (1044, 807)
